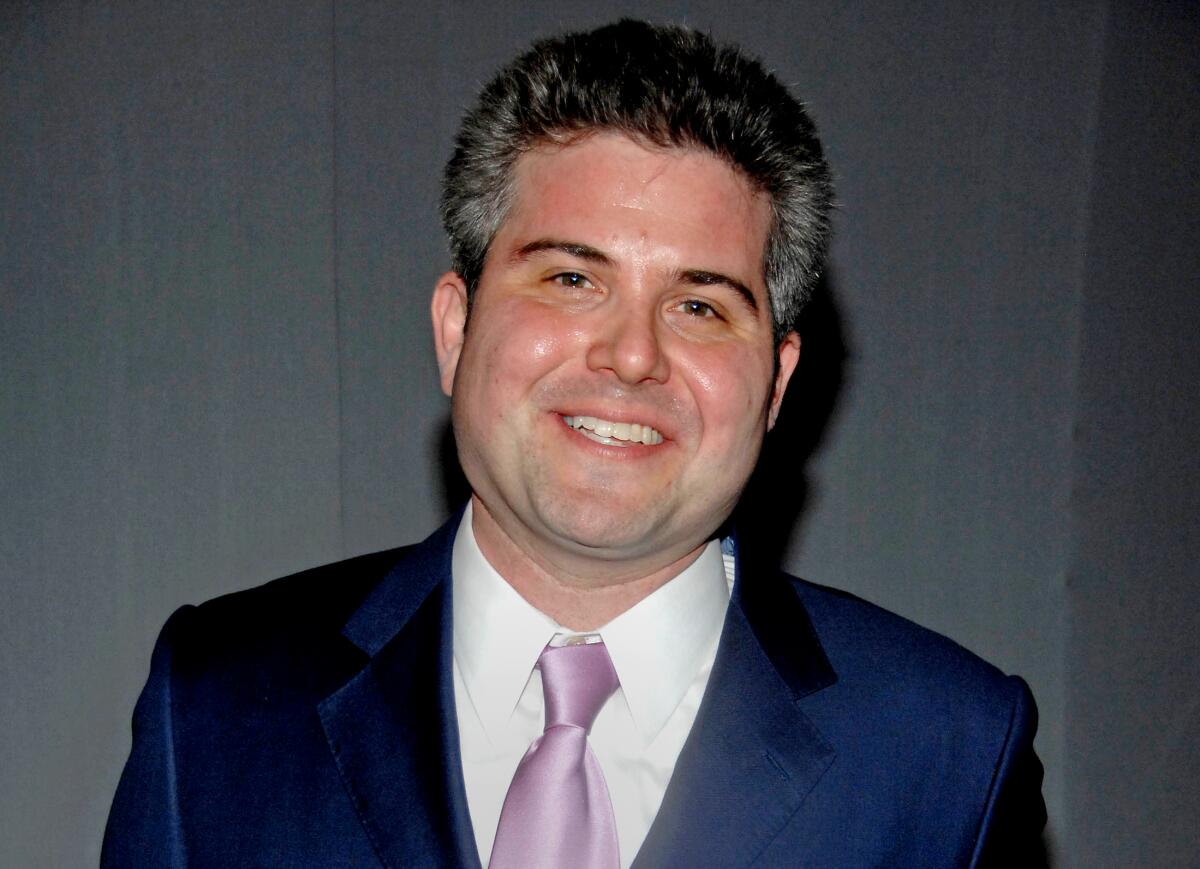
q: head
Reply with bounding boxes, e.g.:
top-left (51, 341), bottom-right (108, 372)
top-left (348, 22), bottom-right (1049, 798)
top-left (431, 21), bottom-right (834, 592)
top-left (440, 19), bottom-right (833, 344)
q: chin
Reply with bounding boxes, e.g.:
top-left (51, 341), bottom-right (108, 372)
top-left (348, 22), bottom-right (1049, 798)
top-left (534, 497), bottom-right (671, 556)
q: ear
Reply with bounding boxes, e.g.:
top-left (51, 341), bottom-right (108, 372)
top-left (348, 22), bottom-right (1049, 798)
top-left (431, 272), bottom-right (469, 397)
top-left (767, 331), bottom-right (800, 431)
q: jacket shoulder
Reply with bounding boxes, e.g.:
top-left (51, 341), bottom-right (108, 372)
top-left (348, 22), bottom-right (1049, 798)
top-left (103, 543), bottom-right (435, 868)
top-left (173, 546), bottom-right (408, 638)
top-left (787, 576), bottom-right (1044, 854)
top-left (786, 574), bottom-right (1031, 723)
top-left (157, 544), bottom-right (423, 693)
top-left (194, 547), bottom-right (409, 627)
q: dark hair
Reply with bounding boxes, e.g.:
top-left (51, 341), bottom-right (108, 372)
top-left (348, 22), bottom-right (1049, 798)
top-left (440, 19), bottom-right (833, 340)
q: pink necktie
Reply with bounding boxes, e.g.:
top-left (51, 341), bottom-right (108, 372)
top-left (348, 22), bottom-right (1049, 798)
top-left (488, 640), bottom-right (621, 869)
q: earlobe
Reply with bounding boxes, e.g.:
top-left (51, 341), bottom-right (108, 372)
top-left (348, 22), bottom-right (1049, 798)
top-left (431, 273), bottom-right (469, 397)
top-left (767, 332), bottom-right (801, 430)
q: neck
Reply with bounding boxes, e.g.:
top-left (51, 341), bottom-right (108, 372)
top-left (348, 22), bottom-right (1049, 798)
top-left (469, 496), bottom-right (707, 631)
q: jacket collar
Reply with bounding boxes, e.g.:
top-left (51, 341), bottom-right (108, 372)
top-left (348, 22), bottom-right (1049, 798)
top-left (631, 533), bottom-right (838, 868)
top-left (317, 509), bottom-right (482, 869)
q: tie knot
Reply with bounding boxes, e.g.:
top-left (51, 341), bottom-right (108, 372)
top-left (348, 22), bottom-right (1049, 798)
top-left (537, 641), bottom-right (619, 731)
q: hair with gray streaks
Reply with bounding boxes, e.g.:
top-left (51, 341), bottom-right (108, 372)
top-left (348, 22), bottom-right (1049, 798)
top-left (440, 19), bottom-right (834, 341)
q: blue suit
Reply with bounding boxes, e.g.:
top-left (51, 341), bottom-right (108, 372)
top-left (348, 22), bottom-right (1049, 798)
top-left (102, 513), bottom-right (1045, 867)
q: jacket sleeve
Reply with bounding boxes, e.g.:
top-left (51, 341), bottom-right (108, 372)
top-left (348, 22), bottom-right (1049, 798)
top-left (969, 676), bottom-right (1049, 868)
top-left (100, 607), bottom-right (194, 868)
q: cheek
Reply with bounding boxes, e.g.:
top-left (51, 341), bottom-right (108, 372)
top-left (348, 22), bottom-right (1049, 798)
top-left (506, 307), bottom-right (598, 381)
top-left (477, 307), bottom-right (575, 393)
top-left (683, 348), bottom-right (776, 425)
top-left (531, 336), bottom-right (556, 361)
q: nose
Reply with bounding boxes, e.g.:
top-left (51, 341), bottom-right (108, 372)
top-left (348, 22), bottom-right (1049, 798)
top-left (585, 302), bottom-right (670, 385)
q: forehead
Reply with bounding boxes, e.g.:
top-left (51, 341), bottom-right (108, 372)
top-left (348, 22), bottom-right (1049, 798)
top-left (497, 133), bottom-right (771, 287)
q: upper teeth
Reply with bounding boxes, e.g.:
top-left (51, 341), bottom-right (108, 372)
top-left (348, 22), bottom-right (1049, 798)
top-left (563, 415), bottom-right (663, 445)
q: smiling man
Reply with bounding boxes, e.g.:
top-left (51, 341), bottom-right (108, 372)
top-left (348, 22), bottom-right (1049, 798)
top-left (103, 20), bottom-right (1046, 869)
top-left (432, 132), bottom-right (791, 631)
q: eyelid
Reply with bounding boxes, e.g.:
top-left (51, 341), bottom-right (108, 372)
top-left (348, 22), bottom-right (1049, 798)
top-left (548, 270), bottom-right (596, 289)
top-left (671, 297), bottom-right (725, 320)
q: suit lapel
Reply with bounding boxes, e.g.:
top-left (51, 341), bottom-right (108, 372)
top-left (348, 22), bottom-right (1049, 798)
top-left (318, 515), bottom-right (482, 869)
top-left (632, 541), bottom-right (838, 869)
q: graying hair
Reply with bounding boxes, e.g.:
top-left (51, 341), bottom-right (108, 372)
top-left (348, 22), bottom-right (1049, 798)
top-left (441, 19), bottom-right (833, 340)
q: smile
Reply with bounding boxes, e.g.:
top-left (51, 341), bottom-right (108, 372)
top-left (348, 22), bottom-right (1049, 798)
top-left (562, 415), bottom-right (664, 446)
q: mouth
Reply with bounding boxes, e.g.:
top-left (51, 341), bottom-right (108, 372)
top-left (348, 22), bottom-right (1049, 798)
top-left (562, 414), bottom-right (664, 447)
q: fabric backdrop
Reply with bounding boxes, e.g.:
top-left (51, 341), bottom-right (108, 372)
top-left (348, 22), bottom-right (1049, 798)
top-left (2, 1), bottom-right (1197, 865)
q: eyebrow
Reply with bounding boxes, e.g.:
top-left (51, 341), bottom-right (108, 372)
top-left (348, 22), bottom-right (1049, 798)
top-left (510, 237), bottom-right (759, 314)
top-left (677, 269), bottom-right (759, 314)
top-left (510, 238), bottom-right (613, 266)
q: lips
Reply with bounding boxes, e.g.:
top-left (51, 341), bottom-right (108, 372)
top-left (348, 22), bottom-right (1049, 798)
top-left (562, 414), bottom-right (664, 446)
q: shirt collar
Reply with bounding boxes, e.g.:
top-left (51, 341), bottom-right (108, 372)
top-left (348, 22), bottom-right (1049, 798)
top-left (451, 503), bottom-right (732, 743)
top-left (452, 502), bottom-right (562, 740)
top-left (596, 537), bottom-right (729, 739)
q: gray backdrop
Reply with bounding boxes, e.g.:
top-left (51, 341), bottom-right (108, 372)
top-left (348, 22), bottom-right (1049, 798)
top-left (2, 1), bottom-right (1197, 866)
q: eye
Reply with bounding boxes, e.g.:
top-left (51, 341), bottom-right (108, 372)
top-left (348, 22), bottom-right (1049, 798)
top-left (676, 299), bottom-right (721, 318)
top-left (551, 272), bottom-right (594, 290)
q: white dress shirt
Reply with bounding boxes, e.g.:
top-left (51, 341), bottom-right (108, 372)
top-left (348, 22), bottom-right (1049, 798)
top-left (451, 503), bottom-right (734, 868)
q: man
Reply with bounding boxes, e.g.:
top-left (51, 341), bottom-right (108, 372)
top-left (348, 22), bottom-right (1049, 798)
top-left (103, 20), bottom-right (1045, 868)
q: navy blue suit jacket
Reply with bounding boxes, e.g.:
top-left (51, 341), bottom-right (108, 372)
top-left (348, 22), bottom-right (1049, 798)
top-left (102, 514), bottom-right (1045, 867)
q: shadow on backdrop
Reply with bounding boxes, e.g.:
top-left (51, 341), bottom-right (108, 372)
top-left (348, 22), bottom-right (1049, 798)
top-left (733, 268), bottom-right (849, 569)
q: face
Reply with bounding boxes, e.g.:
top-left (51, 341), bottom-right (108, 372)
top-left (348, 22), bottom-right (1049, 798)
top-left (432, 132), bottom-right (799, 576)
